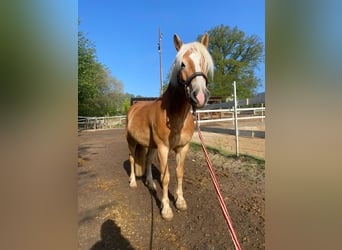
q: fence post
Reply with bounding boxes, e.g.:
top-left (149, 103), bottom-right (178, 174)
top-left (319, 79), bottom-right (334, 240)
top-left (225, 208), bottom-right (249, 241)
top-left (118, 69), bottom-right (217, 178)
top-left (233, 81), bottom-right (239, 157)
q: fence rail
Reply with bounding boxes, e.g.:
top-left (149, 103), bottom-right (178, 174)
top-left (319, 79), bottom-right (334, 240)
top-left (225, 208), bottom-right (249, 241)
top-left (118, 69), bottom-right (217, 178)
top-left (204, 92), bottom-right (265, 110)
top-left (195, 107), bottom-right (265, 124)
top-left (78, 116), bottom-right (126, 131)
top-left (78, 107), bottom-right (265, 131)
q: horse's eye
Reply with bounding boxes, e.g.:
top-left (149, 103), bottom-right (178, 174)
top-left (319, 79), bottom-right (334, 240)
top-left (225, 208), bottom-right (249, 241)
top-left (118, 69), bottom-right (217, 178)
top-left (181, 62), bottom-right (186, 69)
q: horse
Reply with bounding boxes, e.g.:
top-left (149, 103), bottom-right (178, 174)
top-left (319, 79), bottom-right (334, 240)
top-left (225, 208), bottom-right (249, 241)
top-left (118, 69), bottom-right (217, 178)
top-left (125, 33), bottom-right (214, 220)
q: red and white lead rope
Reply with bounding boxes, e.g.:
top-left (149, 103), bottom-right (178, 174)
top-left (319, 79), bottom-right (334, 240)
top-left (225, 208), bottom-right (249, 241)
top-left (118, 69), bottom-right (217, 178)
top-left (195, 114), bottom-right (241, 250)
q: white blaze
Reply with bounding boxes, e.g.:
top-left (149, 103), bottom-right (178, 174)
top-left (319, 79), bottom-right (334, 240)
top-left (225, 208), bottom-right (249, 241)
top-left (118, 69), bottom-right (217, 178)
top-left (189, 52), bottom-right (201, 72)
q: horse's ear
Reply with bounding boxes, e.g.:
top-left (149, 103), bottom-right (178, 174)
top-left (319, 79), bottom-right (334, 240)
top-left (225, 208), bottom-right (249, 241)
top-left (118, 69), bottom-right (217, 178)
top-left (200, 32), bottom-right (209, 48)
top-left (174, 34), bottom-right (183, 51)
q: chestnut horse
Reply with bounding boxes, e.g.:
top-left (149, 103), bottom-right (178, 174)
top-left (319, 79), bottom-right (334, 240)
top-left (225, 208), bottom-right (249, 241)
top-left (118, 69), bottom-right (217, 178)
top-left (126, 33), bottom-right (214, 220)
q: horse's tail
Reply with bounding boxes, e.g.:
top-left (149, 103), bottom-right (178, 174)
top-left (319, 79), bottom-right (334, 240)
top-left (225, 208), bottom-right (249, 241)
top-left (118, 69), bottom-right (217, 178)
top-left (134, 144), bottom-right (146, 177)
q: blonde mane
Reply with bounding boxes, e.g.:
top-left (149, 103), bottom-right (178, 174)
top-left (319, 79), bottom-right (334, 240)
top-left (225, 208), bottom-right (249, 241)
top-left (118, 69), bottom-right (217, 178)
top-left (170, 41), bottom-right (214, 86)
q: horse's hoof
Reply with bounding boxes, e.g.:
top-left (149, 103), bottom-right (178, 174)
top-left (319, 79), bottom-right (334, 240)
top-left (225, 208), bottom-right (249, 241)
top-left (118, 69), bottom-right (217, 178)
top-left (175, 198), bottom-right (187, 211)
top-left (145, 180), bottom-right (156, 191)
top-left (129, 181), bottom-right (137, 188)
top-left (150, 182), bottom-right (157, 191)
top-left (161, 207), bottom-right (174, 221)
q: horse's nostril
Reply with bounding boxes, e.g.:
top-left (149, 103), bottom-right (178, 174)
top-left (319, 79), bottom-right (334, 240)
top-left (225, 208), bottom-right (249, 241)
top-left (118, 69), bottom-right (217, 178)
top-left (190, 90), bottom-right (208, 108)
top-left (190, 91), bottom-right (197, 104)
top-left (196, 91), bottom-right (205, 106)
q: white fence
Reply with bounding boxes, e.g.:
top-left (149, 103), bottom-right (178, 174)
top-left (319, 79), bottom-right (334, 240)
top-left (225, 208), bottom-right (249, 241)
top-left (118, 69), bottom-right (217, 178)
top-left (205, 92), bottom-right (265, 109)
top-left (79, 87), bottom-right (265, 157)
top-left (78, 107), bottom-right (265, 157)
top-left (195, 107), bottom-right (265, 124)
top-left (78, 107), bottom-right (265, 131)
top-left (78, 116), bottom-right (126, 131)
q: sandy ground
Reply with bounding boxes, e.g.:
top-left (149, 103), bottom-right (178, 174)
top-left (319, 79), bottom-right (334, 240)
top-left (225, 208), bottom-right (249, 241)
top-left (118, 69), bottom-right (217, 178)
top-left (193, 119), bottom-right (265, 159)
top-left (78, 126), bottom-right (265, 249)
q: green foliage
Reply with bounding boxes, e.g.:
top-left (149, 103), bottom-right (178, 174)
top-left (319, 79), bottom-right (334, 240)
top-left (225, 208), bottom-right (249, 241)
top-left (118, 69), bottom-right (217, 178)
top-left (161, 70), bottom-right (171, 93)
top-left (122, 97), bottom-right (131, 115)
top-left (199, 25), bottom-right (264, 100)
top-left (78, 28), bottom-right (99, 115)
top-left (78, 22), bottom-right (129, 116)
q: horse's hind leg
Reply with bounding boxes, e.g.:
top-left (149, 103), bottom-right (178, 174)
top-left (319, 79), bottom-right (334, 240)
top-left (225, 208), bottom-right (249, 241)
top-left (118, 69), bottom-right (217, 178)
top-left (128, 153), bottom-right (137, 188)
top-left (128, 143), bottom-right (137, 187)
top-left (129, 143), bottom-right (147, 187)
top-left (128, 152), bottom-right (137, 188)
top-left (145, 148), bottom-right (157, 190)
top-left (174, 143), bottom-right (190, 211)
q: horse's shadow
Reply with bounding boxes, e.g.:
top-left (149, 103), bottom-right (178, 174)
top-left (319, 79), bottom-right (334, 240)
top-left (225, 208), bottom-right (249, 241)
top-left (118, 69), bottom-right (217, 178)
top-left (123, 160), bottom-right (176, 209)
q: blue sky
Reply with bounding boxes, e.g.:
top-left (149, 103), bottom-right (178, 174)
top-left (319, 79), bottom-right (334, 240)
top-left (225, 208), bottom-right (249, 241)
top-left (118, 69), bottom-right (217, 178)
top-left (78, 0), bottom-right (265, 97)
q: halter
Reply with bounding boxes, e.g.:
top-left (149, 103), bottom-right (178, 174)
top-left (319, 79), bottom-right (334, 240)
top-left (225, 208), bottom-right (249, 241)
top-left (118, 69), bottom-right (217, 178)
top-left (177, 71), bottom-right (208, 87)
top-left (177, 71), bottom-right (208, 114)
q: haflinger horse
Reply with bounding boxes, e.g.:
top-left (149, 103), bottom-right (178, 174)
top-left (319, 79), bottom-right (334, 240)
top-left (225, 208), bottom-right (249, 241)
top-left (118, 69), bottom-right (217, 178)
top-left (126, 33), bottom-right (214, 220)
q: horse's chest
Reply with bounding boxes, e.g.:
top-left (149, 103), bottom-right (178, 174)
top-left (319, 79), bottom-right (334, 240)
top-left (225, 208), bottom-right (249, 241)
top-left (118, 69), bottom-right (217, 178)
top-left (168, 126), bottom-right (194, 149)
top-left (153, 112), bottom-right (194, 149)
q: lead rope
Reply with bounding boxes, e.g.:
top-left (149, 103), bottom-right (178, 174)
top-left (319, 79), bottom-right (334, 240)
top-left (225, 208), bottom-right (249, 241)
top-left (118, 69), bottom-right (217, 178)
top-left (195, 112), bottom-right (242, 250)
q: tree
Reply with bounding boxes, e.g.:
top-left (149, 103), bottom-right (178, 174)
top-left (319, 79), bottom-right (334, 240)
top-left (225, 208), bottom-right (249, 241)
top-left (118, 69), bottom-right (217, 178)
top-left (78, 26), bottom-right (102, 116)
top-left (78, 22), bottom-right (127, 116)
top-left (200, 25), bottom-right (264, 100)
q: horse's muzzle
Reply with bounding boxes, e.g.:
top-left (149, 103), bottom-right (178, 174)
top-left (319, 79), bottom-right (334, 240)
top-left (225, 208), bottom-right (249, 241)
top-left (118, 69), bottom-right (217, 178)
top-left (179, 71), bottom-right (209, 109)
top-left (190, 88), bottom-right (210, 108)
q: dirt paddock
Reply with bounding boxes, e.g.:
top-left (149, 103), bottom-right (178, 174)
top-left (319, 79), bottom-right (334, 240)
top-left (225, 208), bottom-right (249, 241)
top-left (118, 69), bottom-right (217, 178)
top-left (78, 126), bottom-right (265, 249)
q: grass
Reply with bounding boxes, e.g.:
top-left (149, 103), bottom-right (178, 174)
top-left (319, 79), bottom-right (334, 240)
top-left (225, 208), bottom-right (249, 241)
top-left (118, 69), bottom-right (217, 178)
top-left (189, 141), bottom-right (265, 169)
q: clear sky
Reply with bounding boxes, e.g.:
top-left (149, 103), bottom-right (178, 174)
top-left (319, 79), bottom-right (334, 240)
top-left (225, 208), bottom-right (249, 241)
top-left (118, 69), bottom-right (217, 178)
top-left (78, 0), bottom-right (265, 97)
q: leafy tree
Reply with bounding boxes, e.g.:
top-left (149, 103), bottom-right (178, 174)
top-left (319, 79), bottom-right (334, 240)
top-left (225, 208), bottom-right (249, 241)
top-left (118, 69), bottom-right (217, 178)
top-left (78, 21), bottom-right (127, 116)
top-left (122, 96), bottom-right (131, 114)
top-left (78, 26), bottom-right (102, 116)
top-left (199, 25), bottom-right (264, 100)
top-left (161, 71), bottom-right (170, 94)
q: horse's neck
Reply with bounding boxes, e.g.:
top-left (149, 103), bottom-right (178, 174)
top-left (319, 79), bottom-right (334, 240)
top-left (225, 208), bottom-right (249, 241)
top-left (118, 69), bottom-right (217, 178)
top-left (162, 84), bottom-right (191, 123)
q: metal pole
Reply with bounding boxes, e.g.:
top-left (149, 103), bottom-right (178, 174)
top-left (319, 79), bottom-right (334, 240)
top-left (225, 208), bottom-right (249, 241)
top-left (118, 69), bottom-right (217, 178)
top-left (233, 81), bottom-right (239, 157)
top-left (158, 27), bottom-right (163, 96)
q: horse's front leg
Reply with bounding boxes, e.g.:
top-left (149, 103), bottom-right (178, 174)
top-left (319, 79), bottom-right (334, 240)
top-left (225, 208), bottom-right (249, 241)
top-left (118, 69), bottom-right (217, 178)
top-left (158, 145), bottom-right (173, 220)
top-left (175, 143), bottom-right (189, 211)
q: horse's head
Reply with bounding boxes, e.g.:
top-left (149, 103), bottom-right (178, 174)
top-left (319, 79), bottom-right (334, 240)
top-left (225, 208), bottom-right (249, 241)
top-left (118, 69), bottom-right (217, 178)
top-left (172, 33), bottom-right (214, 109)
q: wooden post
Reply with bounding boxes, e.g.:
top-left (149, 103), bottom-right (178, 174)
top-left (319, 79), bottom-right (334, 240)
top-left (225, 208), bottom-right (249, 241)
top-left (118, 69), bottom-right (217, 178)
top-left (158, 27), bottom-right (163, 96)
